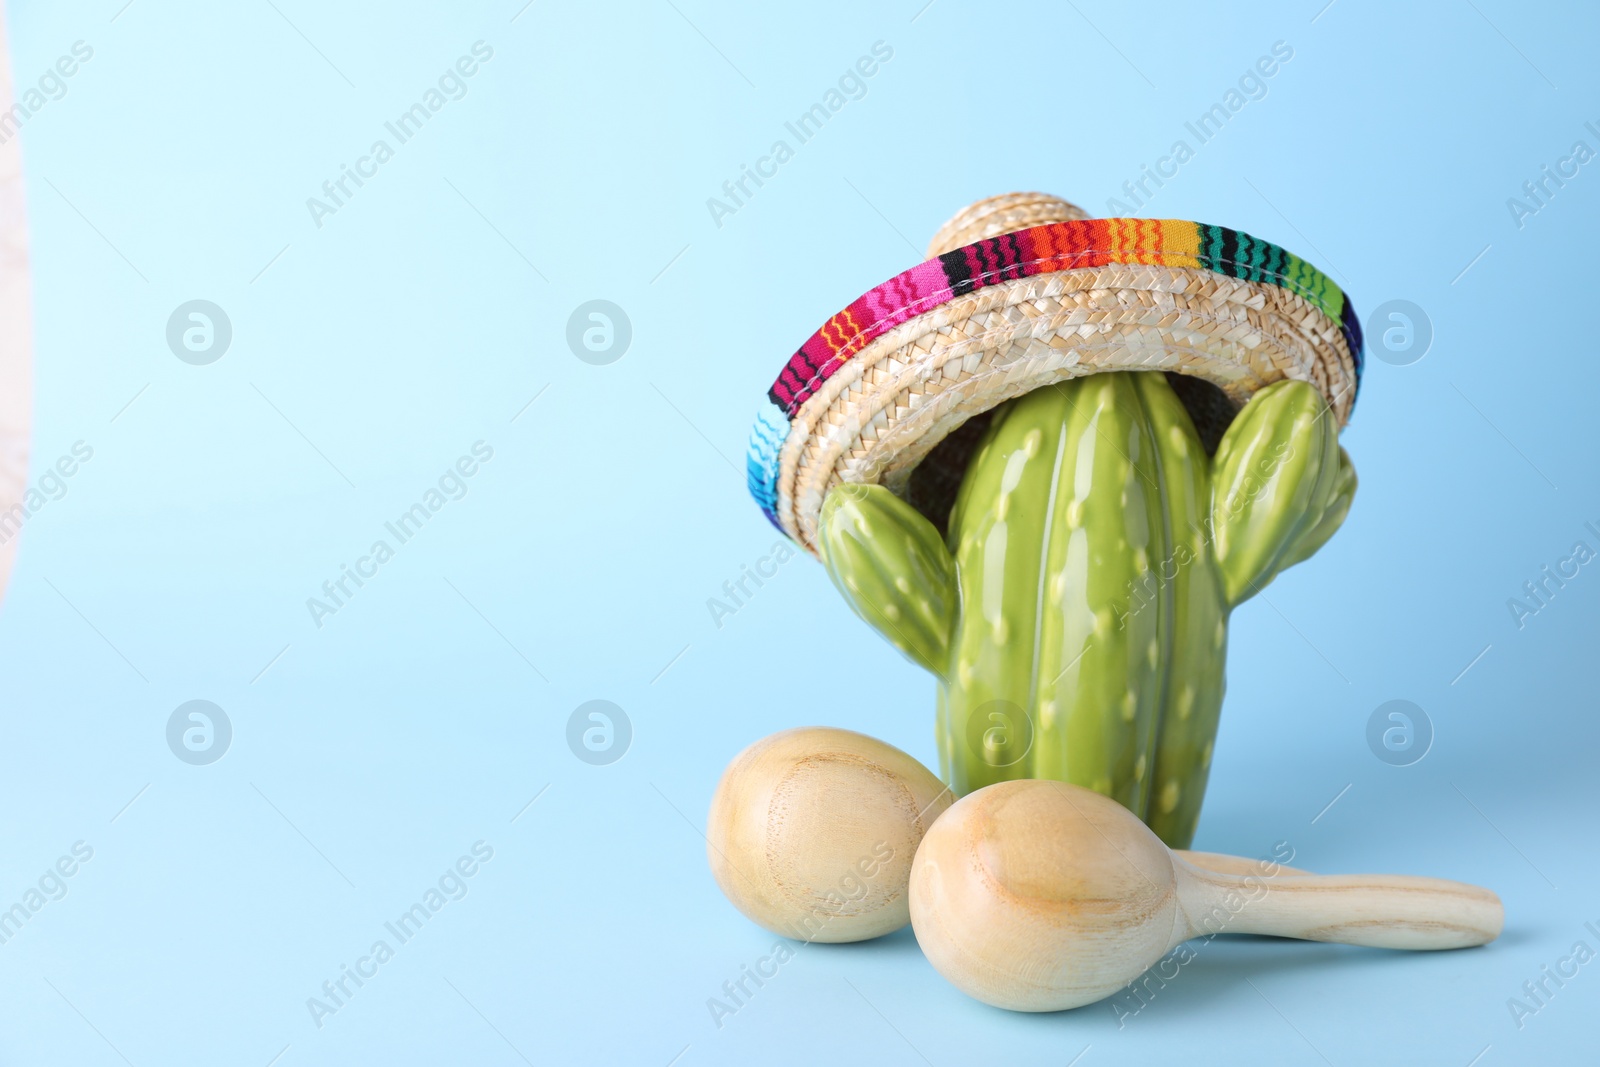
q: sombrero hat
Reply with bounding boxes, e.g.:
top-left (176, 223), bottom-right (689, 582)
top-left (747, 193), bottom-right (1362, 553)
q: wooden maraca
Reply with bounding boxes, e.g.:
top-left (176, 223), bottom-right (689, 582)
top-left (910, 779), bottom-right (1505, 1011)
top-left (707, 727), bottom-right (1312, 944)
top-left (707, 727), bottom-right (954, 943)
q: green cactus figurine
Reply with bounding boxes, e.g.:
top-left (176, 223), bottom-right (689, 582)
top-left (816, 371), bottom-right (1355, 849)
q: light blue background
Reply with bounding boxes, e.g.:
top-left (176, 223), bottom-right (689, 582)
top-left (1, 1), bottom-right (1596, 1064)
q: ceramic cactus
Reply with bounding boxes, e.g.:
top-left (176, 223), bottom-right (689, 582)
top-left (817, 371), bottom-right (1355, 848)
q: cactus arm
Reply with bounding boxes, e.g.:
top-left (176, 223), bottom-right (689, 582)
top-left (1132, 373), bottom-right (1229, 848)
top-left (816, 483), bottom-right (956, 678)
top-left (1209, 380), bottom-right (1342, 607)
top-left (1276, 445), bottom-right (1356, 572)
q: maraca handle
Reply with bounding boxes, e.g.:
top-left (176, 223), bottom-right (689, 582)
top-left (1176, 850), bottom-right (1308, 878)
top-left (1179, 868), bottom-right (1503, 950)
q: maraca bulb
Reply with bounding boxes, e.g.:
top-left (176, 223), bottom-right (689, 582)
top-left (708, 726), bottom-right (953, 944)
top-left (910, 779), bottom-right (1179, 1010)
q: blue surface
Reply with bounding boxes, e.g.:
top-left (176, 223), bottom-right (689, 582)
top-left (1, 1), bottom-right (1597, 1064)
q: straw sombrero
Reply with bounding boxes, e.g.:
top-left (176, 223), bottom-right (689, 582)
top-left (747, 193), bottom-right (1362, 553)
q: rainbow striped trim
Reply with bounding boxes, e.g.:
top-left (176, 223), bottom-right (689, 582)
top-left (748, 218), bottom-right (1363, 531)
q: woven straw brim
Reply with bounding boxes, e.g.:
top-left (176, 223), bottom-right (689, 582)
top-left (774, 266), bottom-right (1354, 553)
top-left (746, 202), bottom-right (1362, 556)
